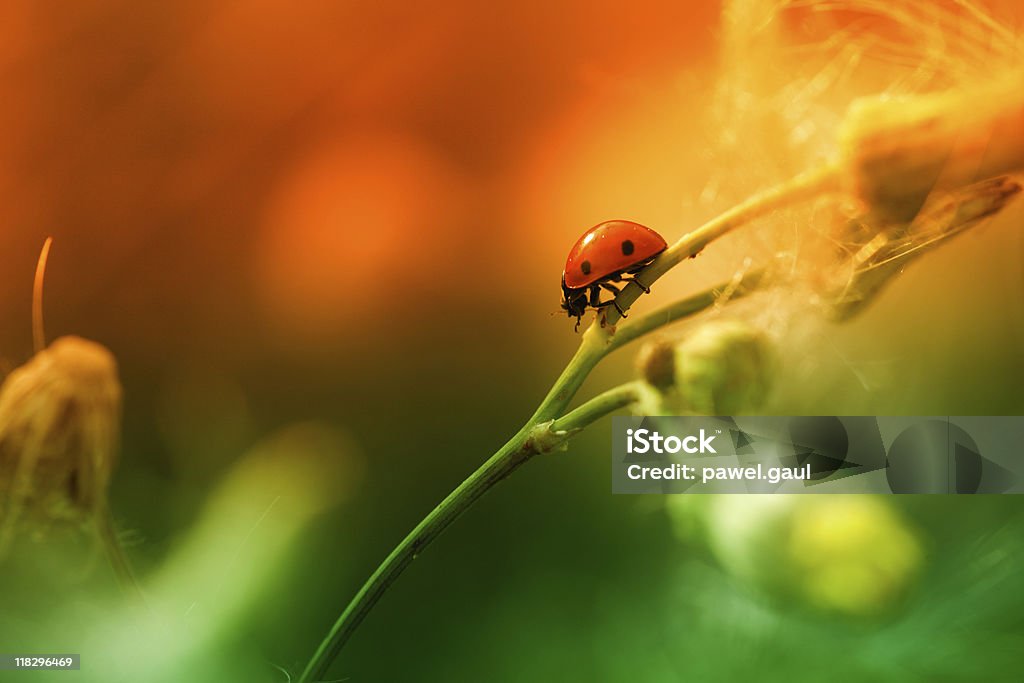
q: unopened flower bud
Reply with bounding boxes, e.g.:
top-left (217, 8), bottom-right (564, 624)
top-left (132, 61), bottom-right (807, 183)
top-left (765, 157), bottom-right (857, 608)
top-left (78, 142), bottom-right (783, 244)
top-left (839, 70), bottom-right (1024, 223)
top-left (636, 340), bottom-right (676, 390)
top-left (640, 319), bottom-right (775, 415)
top-left (0, 336), bottom-right (121, 554)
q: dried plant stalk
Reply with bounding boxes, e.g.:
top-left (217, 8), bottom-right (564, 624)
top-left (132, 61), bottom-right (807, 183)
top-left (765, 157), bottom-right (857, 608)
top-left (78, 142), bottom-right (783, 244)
top-left (0, 337), bottom-right (122, 554)
top-left (825, 175), bottom-right (1021, 319)
top-left (840, 70), bottom-right (1024, 223)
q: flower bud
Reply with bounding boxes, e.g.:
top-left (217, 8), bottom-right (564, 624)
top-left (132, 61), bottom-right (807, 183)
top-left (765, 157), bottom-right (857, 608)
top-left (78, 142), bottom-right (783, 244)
top-left (637, 320), bottom-right (776, 415)
top-left (0, 336), bottom-right (121, 554)
top-left (635, 340), bottom-right (676, 390)
top-left (839, 71), bottom-right (1024, 223)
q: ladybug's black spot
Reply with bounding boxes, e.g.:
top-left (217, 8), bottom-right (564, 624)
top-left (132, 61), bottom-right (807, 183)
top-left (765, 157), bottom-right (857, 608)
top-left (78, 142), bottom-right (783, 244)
top-left (621, 240), bottom-right (634, 256)
top-left (580, 260), bottom-right (591, 275)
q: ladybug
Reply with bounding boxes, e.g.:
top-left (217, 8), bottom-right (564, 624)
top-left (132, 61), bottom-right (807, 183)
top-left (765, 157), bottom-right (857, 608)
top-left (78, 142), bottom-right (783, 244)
top-left (561, 220), bottom-right (668, 331)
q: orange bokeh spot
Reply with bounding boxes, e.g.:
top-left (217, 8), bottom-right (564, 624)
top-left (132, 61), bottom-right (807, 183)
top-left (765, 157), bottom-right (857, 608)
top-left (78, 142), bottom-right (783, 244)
top-left (255, 130), bottom-right (466, 348)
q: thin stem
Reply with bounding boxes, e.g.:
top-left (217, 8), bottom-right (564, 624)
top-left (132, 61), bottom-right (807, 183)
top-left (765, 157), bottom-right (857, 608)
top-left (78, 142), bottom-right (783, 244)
top-left (607, 268), bottom-right (765, 353)
top-left (603, 162), bottom-right (840, 326)
top-left (299, 166), bottom-right (833, 681)
top-left (298, 278), bottom-right (734, 683)
top-left (298, 427), bottom-right (534, 683)
top-left (547, 382), bottom-right (642, 435)
top-left (527, 322), bottom-right (611, 422)
top-left (299, 328), bottom-right (616, 683)
top-left (32, 237), bottom-right (53, 354)
top-left (827, 175), bottom-right (1021, 320)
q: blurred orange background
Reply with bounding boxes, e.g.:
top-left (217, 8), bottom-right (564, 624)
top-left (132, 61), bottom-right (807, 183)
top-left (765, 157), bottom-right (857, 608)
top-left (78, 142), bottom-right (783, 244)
top-left (1, 0), bottom-right (1022, 543)
top-left (2, 2), bottom-right (1024, 680)
top-left (0, 0), bottom-right (722, 359)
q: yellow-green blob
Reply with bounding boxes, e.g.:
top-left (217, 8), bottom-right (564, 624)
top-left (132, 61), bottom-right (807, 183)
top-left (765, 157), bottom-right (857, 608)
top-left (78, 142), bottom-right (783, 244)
top-left (788, 497), bottom-right (923, 616)
top-left (688, 495), bottom-right (924, 618)
top-left (638, 321), bottom-right (774, 417)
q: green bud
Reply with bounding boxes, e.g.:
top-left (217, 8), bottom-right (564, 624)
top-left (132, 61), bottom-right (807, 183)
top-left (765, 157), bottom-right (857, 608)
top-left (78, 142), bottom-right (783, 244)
top-left (637, 320), bottom-right (775, 415)
top-left (636, 340), bottom-right (676, 390)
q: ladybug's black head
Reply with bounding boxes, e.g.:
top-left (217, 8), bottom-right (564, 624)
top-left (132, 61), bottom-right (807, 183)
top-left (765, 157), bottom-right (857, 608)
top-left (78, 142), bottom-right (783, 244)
top-left (560, 278), bottom-right (588, 329)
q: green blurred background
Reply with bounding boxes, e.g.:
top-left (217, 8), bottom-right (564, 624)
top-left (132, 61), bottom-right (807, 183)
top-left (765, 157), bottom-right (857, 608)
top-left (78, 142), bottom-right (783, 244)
top-left (1, 1), bottom-right (1023, 681)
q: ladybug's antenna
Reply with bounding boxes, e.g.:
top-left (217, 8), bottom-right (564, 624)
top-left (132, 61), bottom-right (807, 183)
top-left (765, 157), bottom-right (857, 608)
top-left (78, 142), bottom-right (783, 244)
top-left (32, 236), bottom-right (53, 354)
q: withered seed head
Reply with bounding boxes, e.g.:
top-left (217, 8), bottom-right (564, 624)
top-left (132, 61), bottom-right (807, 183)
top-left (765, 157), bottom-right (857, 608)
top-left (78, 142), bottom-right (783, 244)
top-left (0, 336), bottom-right (122, 552)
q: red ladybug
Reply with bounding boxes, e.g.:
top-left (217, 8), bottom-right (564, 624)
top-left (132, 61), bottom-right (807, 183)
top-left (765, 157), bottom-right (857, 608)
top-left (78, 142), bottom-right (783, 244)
top-left (561, 220), bottom-right (668, 330)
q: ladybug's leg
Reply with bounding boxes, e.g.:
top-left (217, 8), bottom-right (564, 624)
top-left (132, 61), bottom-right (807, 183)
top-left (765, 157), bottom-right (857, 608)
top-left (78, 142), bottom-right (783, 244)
top-left (593, 299), bottom-right (627, 318)
top-left (599, 282), bottom-right (628, 317)
top-left (588, 285), bottom-right (615, 327)
top-left (631, 276), bottom-right (651, 294)
top-left (595, 282), bottom-right (628, 319)
top-left (611, 273), bottom-right (651, 294)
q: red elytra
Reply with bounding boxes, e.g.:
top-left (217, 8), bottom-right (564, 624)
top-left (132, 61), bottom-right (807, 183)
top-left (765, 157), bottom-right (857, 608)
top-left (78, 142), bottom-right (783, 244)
top-left (560, 220), bottom-right (668, 331)
top-left (562, 220), bottom-right (667, 288)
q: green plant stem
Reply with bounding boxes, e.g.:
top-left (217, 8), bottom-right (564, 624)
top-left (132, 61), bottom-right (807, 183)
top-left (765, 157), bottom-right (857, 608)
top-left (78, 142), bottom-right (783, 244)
top-left (546, 382), bottom-right (643, 436)
top-left (297, 276), bottom-right (756, 683)
top-left (298, 431), bottom-right (535, 683)
top-left (607, 268), bottom-right (764, 352)
top-left (298, 378), bottom-right (646, 683)
top-left (603, 162), bottom-right (840, 326)
top-left (299, 166), bottom-right (826, 682)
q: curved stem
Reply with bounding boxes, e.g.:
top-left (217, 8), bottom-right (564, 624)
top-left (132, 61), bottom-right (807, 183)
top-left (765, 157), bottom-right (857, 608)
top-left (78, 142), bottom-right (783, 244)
top-left (547, 382), bottom-right (642, 435)
top-left (603, 162), bottom-right (840, 326)
top-left (297, 271), bottom-right (753, 682)
top-left (528, 323), bottom-right (611, 422)
top-left (299, 166), bottom-right (834, 681)
top-left (298, 427), bottom-right (536, 683)
top-left (607, 268), bottom-right (764, 353)
top-left (528, 382), bottom-right (645, 453)
top-left (299, 331), bottom-right (611, 683)
top-left (32, 237), bottom-right (53, 354)
top-left (299, 380), bottom-right (647, 682)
